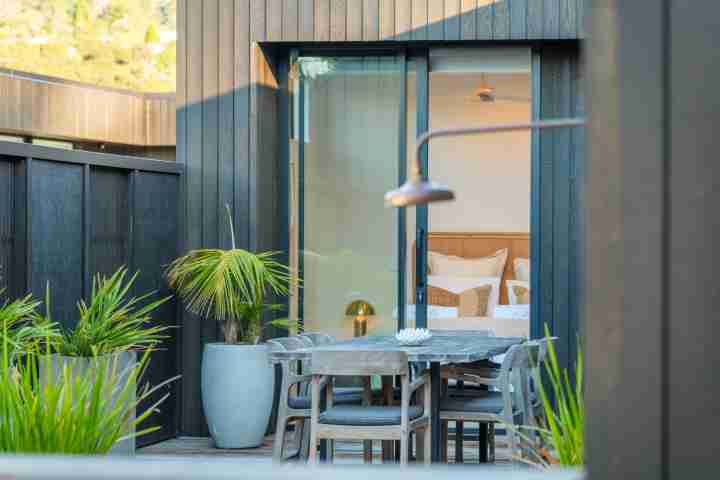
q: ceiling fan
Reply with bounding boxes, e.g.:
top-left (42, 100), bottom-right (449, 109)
top-left (468, 74), bottom-right (531, 103)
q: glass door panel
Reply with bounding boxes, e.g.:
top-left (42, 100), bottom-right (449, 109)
top-left (426, 47), bottom-right (532, 338)
top-left (291, 55), bottom-right (406, 340)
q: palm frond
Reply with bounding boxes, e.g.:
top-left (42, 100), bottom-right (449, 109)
top-left (165, 248), bottom-right (292, 343)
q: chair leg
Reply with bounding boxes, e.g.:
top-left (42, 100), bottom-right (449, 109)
top-left (488, 423), bottom-right (496, 463)
top-left (440, 421), bottom-right (448, 462)
top-left (363, 440), bottom-right (373, 464)
top-left (423, 425), bottom-right (432, 465)
top-left (478, 423), bottom-right (488, 463)
top-left (400, 433), bottom-right (409, 466)
top-left (272, 416), bottom-right (288, 462)
top-left (300, 419), bottom-right (311, 460)
top-left (327, 439), bottom-right (335, 463)
top-left (455, 421), bottom-right (464, 463)
top-left (308, 430), bottom-right (318, 465)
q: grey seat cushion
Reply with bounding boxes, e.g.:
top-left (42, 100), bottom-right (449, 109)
top-left (440, 391), bottom-right (504, 414)
top-left (319, 405), bottom-right (424, 426)
top-left (288, 387), bottom-right (363, 410)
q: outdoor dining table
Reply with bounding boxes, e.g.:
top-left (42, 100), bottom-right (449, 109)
top-left (269, 331), bottom-right (524, 463)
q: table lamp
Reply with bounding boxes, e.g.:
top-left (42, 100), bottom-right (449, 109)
top-left (345, 300), bottom-right (375, 337)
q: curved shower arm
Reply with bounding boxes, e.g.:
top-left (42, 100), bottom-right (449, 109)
top-left (410, 118), bottom-right (586, 180)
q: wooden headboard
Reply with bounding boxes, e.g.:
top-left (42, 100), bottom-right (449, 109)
top-left (413, 232), bottom-right (530, 305)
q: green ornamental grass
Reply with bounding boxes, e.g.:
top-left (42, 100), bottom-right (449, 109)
top-left (0, 290), bottom-right (59, 362)
top-left (56, 268), bottom-right (172, 357)
top-left (520, 326), bottom-right (584, 468)
top-left (0, 343), bottom-right (175, 454)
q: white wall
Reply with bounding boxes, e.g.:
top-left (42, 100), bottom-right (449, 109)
top-left (420, 72), bottom-right (531, 233)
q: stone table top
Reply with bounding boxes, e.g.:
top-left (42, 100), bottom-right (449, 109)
top-left (268, 332), bottom-right (524, 364)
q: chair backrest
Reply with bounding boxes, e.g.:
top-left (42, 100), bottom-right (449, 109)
top-left (266, 336), bottom-right (306, 352)
top-left (299, 332), bottom-right (335, 346)
top-left (497, 344), bottom-right (532, 420)
top-left (311, 350), bottom-right (409, 376)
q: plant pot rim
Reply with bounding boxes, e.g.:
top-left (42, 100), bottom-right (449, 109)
top-left (50, 351), bottom-right (137, 359)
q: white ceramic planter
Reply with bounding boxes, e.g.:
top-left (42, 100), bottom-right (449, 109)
top-left (201, 343), bottom-right (273, 449)
top-left (40, 352), bottom-right (137, 455)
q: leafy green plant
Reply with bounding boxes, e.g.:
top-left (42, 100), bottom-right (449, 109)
top-left (0, 289), bottom-right (59, 362)
top-left (0, 337), bottom-right (176, 454)
top-left (166, 206), bottom-right (293, 344)
top-left (56, 267), bottom-right (172, 357)
top-left (520, 327), bottom-right (584, 468)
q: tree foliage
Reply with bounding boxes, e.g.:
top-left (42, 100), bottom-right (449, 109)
top-left (0, 0), bottom-right (176, 92)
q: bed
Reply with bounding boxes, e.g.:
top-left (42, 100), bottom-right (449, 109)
top-left (412, 232), bottom-right (531, 338)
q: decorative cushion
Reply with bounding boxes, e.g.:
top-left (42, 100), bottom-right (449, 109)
top-left (288, 387), bottom-right (364, 410)
top-left (440, 391), bottom-right (504, 414)
top-left (428, 249), bottom-right (508, 278)
top-left (506, 280), bottom-right (530, 305)
top-left (458, 285), bottom-right (492, 316)
top-left (427, 276), bottom-right (501, 317)
top-left (514, 258), bottom-right (530, 282)
top-left (512, 286), bottom-right (531, 305)
top-left (319, 405), bottom-right (424, 426)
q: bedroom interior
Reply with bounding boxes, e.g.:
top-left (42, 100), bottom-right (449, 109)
top-left (406, 48), bottom-right (532, 339)
top-left (290, 48), bottom-right (532, 341)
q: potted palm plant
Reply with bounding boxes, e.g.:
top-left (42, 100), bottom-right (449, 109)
top-left (41, 267), bottom-right (173, 454)
top-left (166, 206), bottom-right (292, 448)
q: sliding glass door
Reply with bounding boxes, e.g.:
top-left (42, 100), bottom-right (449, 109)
top-left (289, 53), bottom-right (408, 339)
top-left (286, 47), bottom-right (533, 340)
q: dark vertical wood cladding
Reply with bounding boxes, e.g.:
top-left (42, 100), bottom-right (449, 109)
top-left (89, 167), bottom-right (130, 278)
top-left (30, 160), bottom-right (84, 329)
top-left (0, 156), bottom-right (14, 296)
top-left (177, 0), bottom-right (583, 436)
top-left (132, 172), bottom-right (181, 445)
top-left (0, 142), bottom-right (182, 445)
top-left (532, 45), bottom-right (583, 372)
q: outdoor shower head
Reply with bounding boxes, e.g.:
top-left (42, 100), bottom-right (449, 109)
top-left (384, 178), bottom-right (455, 207)
top-left (385, 118), bottom-right (585, 207)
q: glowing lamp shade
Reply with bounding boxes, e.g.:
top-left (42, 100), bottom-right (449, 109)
top-left (345, 300), bottom-right (376, 337)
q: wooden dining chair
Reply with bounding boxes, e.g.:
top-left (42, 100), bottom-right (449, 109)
top-left (525, 337), bottom-right (558, 428)
top-left (438, 343), bottom-right (531, 464)
top-left (308, 350), bottom-right (431, 465)
top-left (268, 336), bottom-right (364, 462)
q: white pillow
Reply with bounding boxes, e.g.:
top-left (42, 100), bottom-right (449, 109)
top-left (428, 275), bottom-right (501, 317)
top-left (428, 249), bottom-right (508, 278)
top-left (506, 280), bottom-right (530, 305)
top-left (514, 258), bottom-right (530, 282)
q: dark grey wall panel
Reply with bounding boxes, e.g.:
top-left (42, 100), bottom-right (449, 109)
top-left (585, 1), bottom-right (720, 478)
top-left (668, 0), bottom-right (720, 476)
top-left (0, 141), bottom-right (182, 447)
top-left (30, 159), bottom-right (83, 329)
top-left (0, 156), bottom-right (13, 296)
top-left (89, 167), bottom-right (129, 279)
top-left (531, 45), bottom-right (584, 371)
top-left (132, 171), bottom-right (180, 446)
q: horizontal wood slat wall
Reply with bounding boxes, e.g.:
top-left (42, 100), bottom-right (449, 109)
top-left (176, 0), bottom-right (584, 436)
top-left (0, 70), bottom-right (175, 147)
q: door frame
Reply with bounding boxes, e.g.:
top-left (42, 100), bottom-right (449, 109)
top-left (278, 44), bottom-right (541, 340)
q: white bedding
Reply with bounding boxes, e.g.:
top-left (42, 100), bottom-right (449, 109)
top-left (402, 304), bottom-right (530, 338)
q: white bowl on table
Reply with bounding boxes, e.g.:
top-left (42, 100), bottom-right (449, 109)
top-left (395, 328), bottom-right (433, 346)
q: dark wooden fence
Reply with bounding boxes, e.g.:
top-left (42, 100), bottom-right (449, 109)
top-left (0, 141), bottom-right (182, 446)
